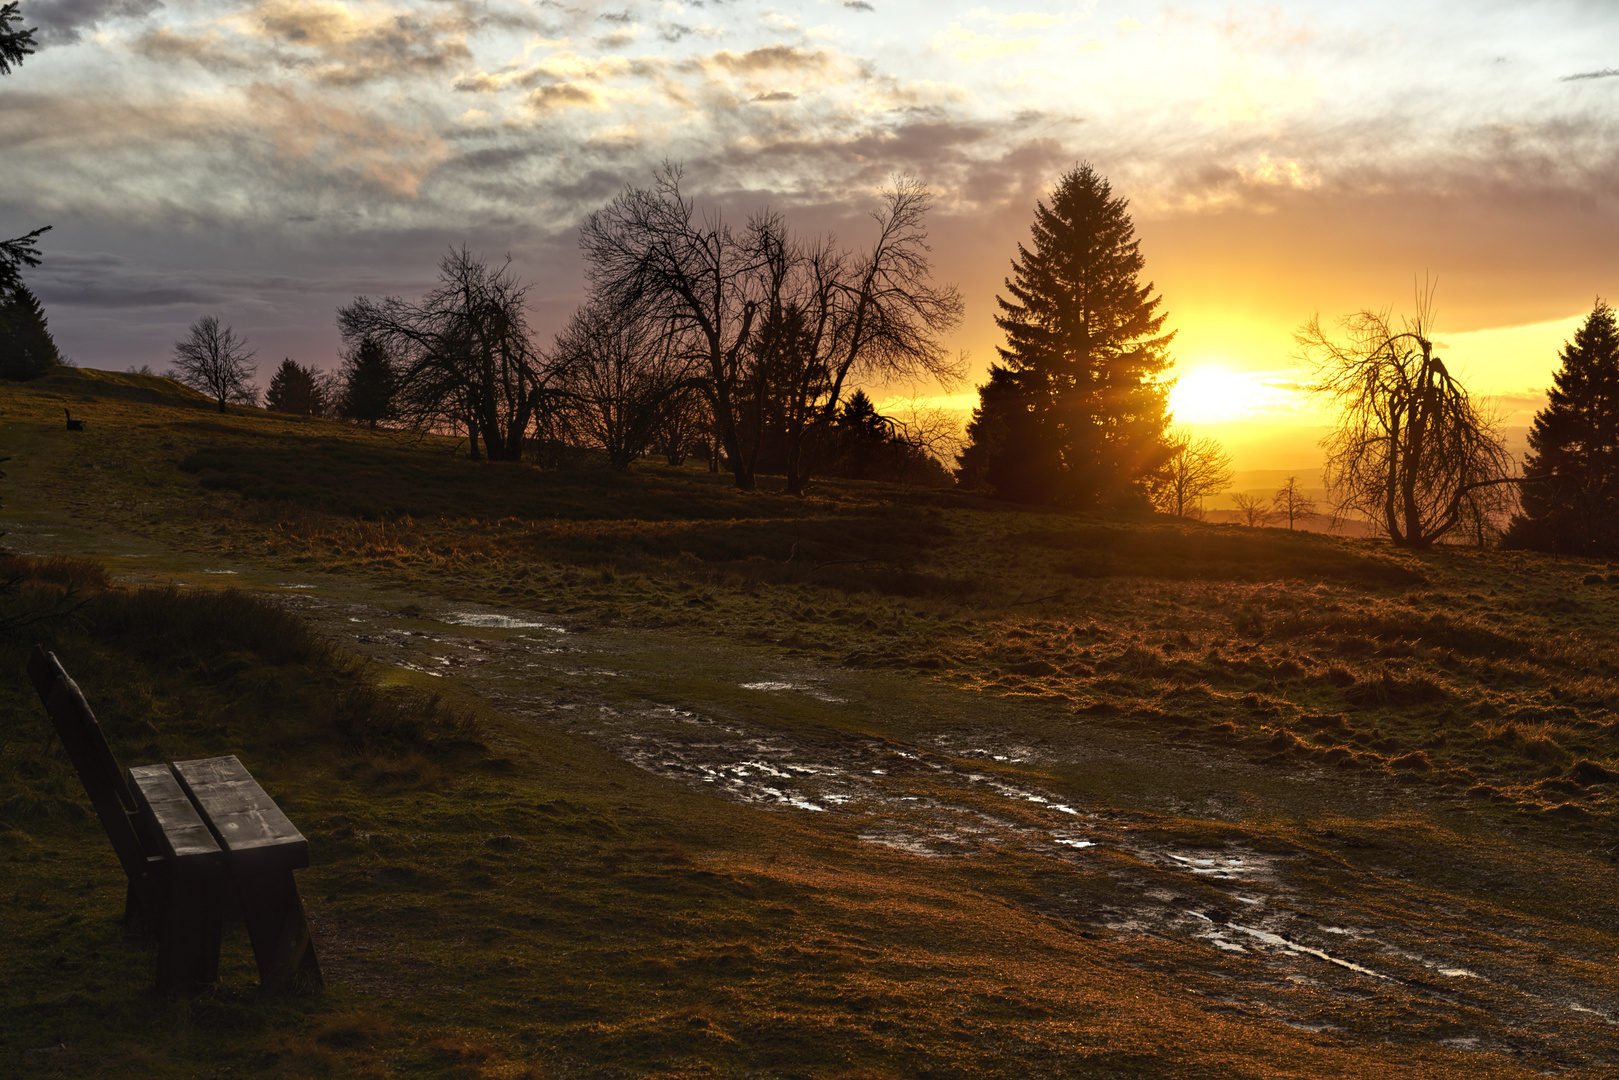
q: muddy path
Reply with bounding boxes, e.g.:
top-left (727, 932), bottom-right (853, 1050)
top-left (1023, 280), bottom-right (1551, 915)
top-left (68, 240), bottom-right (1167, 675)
top-left (5, 492), bottom-right (1617, 1071)
top-left (276, 587), bottom-right (1616, 1069)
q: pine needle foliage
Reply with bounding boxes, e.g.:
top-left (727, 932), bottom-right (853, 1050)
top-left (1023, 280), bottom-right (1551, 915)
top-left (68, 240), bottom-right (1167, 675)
top-left (956, 164), bottom-right (1173, 507)
top-left (1506, 298), bottom-right (1619, 555)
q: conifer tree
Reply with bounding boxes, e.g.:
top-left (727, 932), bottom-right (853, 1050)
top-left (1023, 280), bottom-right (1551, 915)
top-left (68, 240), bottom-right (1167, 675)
top-left (1505, 299), bottom-right (1619, 555)
top-left (955, 164), bottom-right (1173, 506)
top-left (339, 336), bottom-right (397, 429)
top-left (0, 280), bottom-right (59, 380)
top-left (265, 358), bottom-right (324, 415)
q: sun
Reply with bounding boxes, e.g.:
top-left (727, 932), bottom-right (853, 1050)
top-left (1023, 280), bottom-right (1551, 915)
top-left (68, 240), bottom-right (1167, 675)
top-left (1167, 363), bottom-right (1302, 425)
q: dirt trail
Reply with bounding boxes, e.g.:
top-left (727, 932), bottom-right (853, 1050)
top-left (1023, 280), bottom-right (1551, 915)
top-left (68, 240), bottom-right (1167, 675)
top-left (278, 588), bottom-right (1616, 1069)
top-left (4, 473), bottom-right (1616, 1072)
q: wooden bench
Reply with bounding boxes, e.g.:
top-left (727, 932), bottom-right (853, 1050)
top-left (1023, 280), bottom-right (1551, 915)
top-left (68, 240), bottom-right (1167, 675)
top-left (28, 646), bottom-right (321, 994)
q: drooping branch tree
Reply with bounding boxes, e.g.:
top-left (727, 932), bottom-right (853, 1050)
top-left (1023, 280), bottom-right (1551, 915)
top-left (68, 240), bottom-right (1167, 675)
top-left (1148, 427), bottom-right (1232, 518)
top-left (1300, 300), bottom-right (1513, 549)
top-left (169, 316), bottom-right (258, 411)
top-left (956, 163), bottom-right (1173, 507)
top-left (1504, 299), bottom-right (1619, 555)
top-left (338, 249), bottom-right (548, 460)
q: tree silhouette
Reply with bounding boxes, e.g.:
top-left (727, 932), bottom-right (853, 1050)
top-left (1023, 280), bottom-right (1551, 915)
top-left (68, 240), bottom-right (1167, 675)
top-left (1149, 427), bottom-right (1232, 518)
top-left (1504, 299), bottom-right (1619, 555)
top-left (338, 336), bottom-right (397, 430)
top-left (1300, 296), bottom-right (1512, 549)
top-left (169, 316), bottom-right (257, 411)
top-left (0, 1), bottom-right (35, 74)
top-left (956, 163), bottom-right (1173, 506)
top-left (1232, 493), bottom-right (1273, 527)
top-left (1271, 476), bottom-right (1317, 530)
top-left (265, 359), bottom-right (324, 416)
top-left (339, 249), bottom-right (546, 460)
top-left (0, 279), bottom-right (59, 380)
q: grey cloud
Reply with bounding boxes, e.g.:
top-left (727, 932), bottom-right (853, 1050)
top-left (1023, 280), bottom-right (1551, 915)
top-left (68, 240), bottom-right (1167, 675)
top-left (659, 22), bottom-right (692, 42)
top-left (843, 1), bottom-right (874, 10)
top-left (1562, 68), bottom-right (1619, 81)
top-left (752, 90), bottom-right (795, 102)
top-left (599, 8), bottom-right (633, 23)
top-left (26, 0), bottom-right (162, 46)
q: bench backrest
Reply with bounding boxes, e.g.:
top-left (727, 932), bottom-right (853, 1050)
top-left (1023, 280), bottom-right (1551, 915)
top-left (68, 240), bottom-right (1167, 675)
top-left (27, 645), bottom-right (160, 914)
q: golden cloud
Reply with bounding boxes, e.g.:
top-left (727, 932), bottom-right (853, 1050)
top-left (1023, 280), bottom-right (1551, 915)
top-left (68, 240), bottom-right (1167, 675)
top-left (249, 82), bottom-right (449, 197)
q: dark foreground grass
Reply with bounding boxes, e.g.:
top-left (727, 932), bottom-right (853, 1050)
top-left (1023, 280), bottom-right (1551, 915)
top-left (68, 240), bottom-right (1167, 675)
top-left (2, 373), bottom-right (1618, 1077)
top-left (2, 569), bottom-right (1594, 1079)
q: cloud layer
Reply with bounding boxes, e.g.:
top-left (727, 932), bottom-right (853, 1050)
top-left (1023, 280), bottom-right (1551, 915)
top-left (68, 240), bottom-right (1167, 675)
top-left (1, 0), bottom-right (1615, 382)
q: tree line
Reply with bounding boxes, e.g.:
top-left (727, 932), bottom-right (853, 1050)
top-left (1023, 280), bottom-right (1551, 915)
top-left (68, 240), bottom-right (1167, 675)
top-left (5, 14), bottom-right (1614, 554)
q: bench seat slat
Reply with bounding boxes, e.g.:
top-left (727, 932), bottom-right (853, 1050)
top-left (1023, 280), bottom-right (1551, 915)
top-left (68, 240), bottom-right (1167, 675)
top-left (172, 756), bottom-right (308, 876)
top-left (128, 765), bottom-right (223, 864)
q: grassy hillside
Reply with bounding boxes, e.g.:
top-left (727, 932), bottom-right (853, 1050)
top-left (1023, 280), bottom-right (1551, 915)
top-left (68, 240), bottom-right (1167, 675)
top-left (1, 371), bottom-right (1616, 1078)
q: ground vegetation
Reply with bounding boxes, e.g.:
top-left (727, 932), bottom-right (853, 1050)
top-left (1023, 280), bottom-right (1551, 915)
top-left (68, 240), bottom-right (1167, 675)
top-left (3, 373), bottom-right (1619, 1079)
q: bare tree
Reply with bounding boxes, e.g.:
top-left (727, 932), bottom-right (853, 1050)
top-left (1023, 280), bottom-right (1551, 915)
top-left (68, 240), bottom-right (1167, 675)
top-left (169, 316), bottom-right (257, 412)
top-left (1271, 476), bottom-right (1318, 530)
top-left (1300, 296), bottom-right (1514, 548)
top-left (1150, 427), bottom-right (1233, 518)
top-left (552, 299), bottom-right (695, 470)
top-left (580, 166), bottom-right (962, 493)
top-left (1232, 493), bottom-right (1273, 527)
top-left (580, 164), bottom-right (770, 489)
top-left (339, 249), bottom-right (548, 460)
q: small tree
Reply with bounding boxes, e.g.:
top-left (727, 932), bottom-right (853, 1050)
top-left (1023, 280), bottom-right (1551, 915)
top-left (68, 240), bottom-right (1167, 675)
top-left (265, 359), bottom-right (324, 416)
top-left (1232, 493), bottom-right (1272, 527)
top-left (1504, 299), bottom-right (1619, 555)
top-left (338, 336), bottom-right (397, 429)
top-left (1300, 297), bottom-right (1513, 549)
top-left (1271, 476), bottom-right (1318, 530)
top-left (1149, 427), bottom-right (1232, 518)
top-left (170, 316), bottom-right (257, 412)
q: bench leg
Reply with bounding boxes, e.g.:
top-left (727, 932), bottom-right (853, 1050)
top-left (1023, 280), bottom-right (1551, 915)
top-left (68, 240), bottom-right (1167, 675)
top-left (237, 872), bottom-right (322, 992)
top-left (154, 869), bottom-right (223, 995)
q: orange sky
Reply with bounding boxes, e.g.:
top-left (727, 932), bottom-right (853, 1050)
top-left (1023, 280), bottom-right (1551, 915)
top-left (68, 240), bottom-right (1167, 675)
top-left (3, 1), bottom-right (1615, 485)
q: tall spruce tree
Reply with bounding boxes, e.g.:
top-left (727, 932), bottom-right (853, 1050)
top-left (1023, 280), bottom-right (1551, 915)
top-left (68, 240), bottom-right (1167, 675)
top-left (1505, 299), bottom-right (1619, 555)
top-left (955, 164), bottom-right (1173, 506)
top-left (339, 336), bottom-right (397, 429)
top-left (0, 280), bottom-right (59, 380)
top-left (265, 358), bottom-right (324, 415)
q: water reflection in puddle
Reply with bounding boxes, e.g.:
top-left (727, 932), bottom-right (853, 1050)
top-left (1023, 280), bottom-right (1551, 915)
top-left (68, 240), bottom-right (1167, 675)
top-left (442, 611), bottom-right (566, 631)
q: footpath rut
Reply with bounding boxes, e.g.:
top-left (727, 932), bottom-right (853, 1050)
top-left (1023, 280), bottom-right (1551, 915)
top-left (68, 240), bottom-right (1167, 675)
top-left (282, 588), bottom-right (1618, 1071)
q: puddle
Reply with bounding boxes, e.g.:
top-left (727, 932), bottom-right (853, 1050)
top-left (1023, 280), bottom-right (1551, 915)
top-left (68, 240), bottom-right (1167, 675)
top-left (297, 591), bottom-right (1619, 1063)
top-left (441, 611), bottom-right (565, 631)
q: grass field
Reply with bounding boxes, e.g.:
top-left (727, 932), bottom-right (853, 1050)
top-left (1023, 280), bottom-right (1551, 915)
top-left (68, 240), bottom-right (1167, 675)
top-left (1, 369), bottom-right (1616, 1078)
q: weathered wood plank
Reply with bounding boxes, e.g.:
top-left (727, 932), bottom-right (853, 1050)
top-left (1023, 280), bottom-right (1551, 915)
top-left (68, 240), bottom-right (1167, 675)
top-left (172, 756), bottom-right (308, 877)
top-left (128, 765), bottom-right (225, 993)
top-left (26, 645), bottom-right (161, 928)
top-left (128, 765), bottom-right (222, 863)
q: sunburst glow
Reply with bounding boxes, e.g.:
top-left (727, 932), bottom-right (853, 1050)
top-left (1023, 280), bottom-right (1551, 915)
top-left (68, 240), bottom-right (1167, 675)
top-left (1167, 364), bottom-right (1305, 425)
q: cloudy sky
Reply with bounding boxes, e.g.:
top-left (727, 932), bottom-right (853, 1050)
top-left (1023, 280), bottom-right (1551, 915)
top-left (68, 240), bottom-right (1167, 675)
top-left (2, 0), bottom-right (1615, 463)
